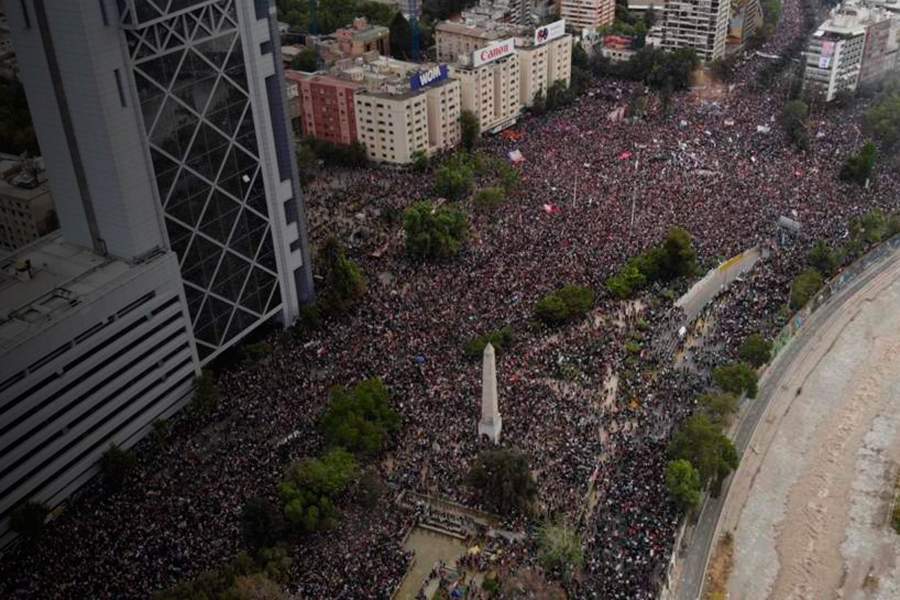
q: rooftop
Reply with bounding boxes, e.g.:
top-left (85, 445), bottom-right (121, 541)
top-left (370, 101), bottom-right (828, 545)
top-left (0, 233), bottom-right (160, 353)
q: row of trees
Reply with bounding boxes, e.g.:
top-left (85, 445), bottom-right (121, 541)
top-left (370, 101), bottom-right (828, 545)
top-left (606, 227), bottom-right (698, 299)
top-left (665, 337), bottom-right (767, 512)
top-left (277, 0), bottom-right (395, 34)
top-left (592, 47), bottom-right (699, 93)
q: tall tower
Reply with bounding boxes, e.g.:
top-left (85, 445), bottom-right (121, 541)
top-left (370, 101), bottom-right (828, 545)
top-left (11, 0), bottom-right (315, 364)
top-left (478, 343), bottom-right (502, 444)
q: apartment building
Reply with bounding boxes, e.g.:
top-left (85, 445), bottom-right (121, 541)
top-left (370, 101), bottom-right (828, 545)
top-left (286, 70), bottom-right (362, 146)
top-left (517, 21), bottom-right (573, 106)
top-left (351, 59), bottom-right (461, 164)
top-left (660, 0), bottom-right (732, 61)
top-left (451, 38), bottom-right (522, 133)
top-left (560, 0), bottom-right (616, 32)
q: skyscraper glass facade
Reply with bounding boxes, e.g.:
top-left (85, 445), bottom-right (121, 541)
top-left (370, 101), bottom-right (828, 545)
top-left (120, 0), bottom-right (282, 361)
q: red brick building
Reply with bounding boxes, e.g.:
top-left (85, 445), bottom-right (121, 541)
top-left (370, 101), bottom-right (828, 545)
top-left (285, 70), bottom-right (362, 147)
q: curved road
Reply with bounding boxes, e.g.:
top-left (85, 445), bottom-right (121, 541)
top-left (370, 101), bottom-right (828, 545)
top-left (673, 240), bottom-right (900, 600)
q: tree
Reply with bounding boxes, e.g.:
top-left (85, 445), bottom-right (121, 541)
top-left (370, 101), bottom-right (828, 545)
top-left (699, 392), bottom-right (739, 426)
top-left (318, 237), bottom-right (367, 314)
top-left (290, 47), bottom-right (318, 72)
top-left (468, 448), bottom-right (537, 515)
top-left (296, 142), bottom-right (320, 185)
top-left (279, 448), bottom-right (358, 533)
top-left (807, 240), bottom-right (837, 276)
top-left (665, 459), bottom-right (702, 513)
top-left (501, 568), bottom-right (566, 599)
top-left (473, 186), bottom-right (505, 211)
top-left (781, 100), bottom-right (809, 150)
top-left (854, 209), bottom-right (887, 244)
top-left (712, 362), bottom-right (759, 398)
top-left (100, 443), bottom-right (137, 490)
top-left (840, 142), bottom-right (877, 185)
top-left (535, 285), bottom-right (595, 326)
top-left (864, 85), bottom-right (900, 148)
top-left (738, 334), bottom-right (772, 368)
top-left (460, 109), bottom-right (481, 152)
top-left (411, 149), bottom-right (429, 172)
top-left (537, 522), bottom-right (584, 582)
top-left (658, 226), bottom-right (698, 280)
top-left (403, 201), bottom-right (470, 260)
top-left (434, 160), bottom-right (475, 201)
top-left (790, 268), bottom-right (824, 309)
top-left (389, 12), bottom-right (412, 59)
top-left (240, 497), bottom-right (285, 550)
top-left (9, 501), bottom-right (49, 538)
top-left (320, 378), bottom-right (400, 455)
top-left (226, 574), bottom-right (287, 600)
top-left (464, 326), bottom-right (514, 359)
top-left (669, 414), bottom-right (739, 493)
top-left (191, 370), bottom-right (220, 416)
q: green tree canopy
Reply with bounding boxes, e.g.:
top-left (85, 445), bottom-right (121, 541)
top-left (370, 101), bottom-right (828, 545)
top-left (100, 444), bottom-right (138, 491)
top-left (464, 326), bottom-right (515, 359)
top-left (155, 547), bottom-right (292, 600)
top-left (659, 226), bottom-right (698, 280)
top-left (240, 497), bottom-right (285, 550)
top-left (840, 142), bottom-right (877, 185)
top-left (807, 240), bottom-right (838, 276)
top-left (320, 378), bottom-right (400, 455)
top-left (668, 414), bottom-right (739, 491)
top-left (712, 362), bottom-right (759, 398)
top-left (9, 501), bottom-right (49, 538)
top-left (864, 84), bottom-right (900, 148)
top-left (790, 268), bottom-right (824, 310)
top-left (535, 285), bottom-right (596, 325)
top-left (537, 521), bottom-right (584, 582)
top-left (665, 459), bottom-right (702, 513)
top-left (473, 186), bottom-right (506, 211)
top-left (403, 201), bottom-right (470, 260)
top-left (191, 370), bottom-right (220, 416)
top-left (460, 109), bottom-right (481, 152)
top-left (738, 334), bottom-right (772, 368)
top-left (781, 100), bottom-right (809, 150)
top-left (434, 155), bottom-right (475, 201)
top-left (318, 237), bottom-right (367, 314)
top-left (279, 448), bottom-right (358, 533)
top-left (291, 47), bottom-right (319, 72)
top-left (699, 392), bottom-right (739, 426)
top-left (468, 448), bottom-right (537, 515)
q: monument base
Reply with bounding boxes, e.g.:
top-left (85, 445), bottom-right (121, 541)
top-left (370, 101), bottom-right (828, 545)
top-left (478, 417), bottom-right (502, 444)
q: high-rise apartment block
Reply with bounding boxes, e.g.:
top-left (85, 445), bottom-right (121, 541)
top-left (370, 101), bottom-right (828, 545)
top-left (560, 0), bottom-right (616, 32)
top-left (452, 38), bottom-right (522, 134)
top-left (660, 0), bottom-right (732, 61)
top-left (1, 0), bottom-right (313, 545)
top-left (803, 1), bottom-right (899, 101)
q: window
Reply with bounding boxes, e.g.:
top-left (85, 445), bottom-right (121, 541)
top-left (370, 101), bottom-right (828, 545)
top-left (114, 69), bottom-right (127, 107)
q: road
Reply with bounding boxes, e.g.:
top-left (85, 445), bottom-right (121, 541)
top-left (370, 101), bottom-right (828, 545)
top-left (673, 241), bottom-right (900, 600)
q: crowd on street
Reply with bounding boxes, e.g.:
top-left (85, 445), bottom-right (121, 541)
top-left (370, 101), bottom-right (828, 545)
top-left (3, 0), bottom-right (899, 596)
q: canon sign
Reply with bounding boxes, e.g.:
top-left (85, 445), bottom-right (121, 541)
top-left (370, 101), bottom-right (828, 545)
top-left (472, 38), bottom-right (516, 67)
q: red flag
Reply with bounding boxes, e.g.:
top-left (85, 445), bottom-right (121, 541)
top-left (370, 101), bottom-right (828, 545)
top-left (619, 151), bottom-right (633, 160)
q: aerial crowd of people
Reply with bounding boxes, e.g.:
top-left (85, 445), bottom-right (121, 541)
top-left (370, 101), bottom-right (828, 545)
top-left (3, 0), bottom-right (900, 597)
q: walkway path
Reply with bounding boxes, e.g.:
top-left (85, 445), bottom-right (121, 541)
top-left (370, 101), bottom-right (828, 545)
top-left (674, 243), bottom-right (900, 600)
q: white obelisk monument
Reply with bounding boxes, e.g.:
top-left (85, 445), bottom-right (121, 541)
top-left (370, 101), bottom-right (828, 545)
top-left (478, 343), bottom-right (502, 444)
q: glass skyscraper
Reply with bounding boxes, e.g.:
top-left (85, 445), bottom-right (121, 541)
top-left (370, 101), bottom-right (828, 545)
top-left (12, 0), bottom-right (314, 364)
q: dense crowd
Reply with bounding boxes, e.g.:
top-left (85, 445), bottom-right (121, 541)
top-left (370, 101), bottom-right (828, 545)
top-left (3, 0), bottom-right (899, 596)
